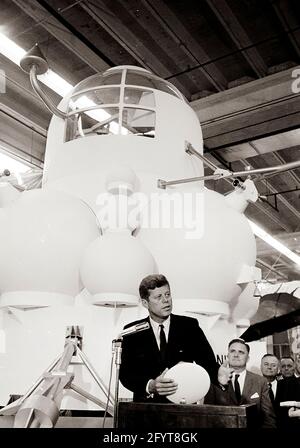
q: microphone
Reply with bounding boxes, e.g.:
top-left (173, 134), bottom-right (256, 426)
top-left (119, 322), bottom-right (150, 338)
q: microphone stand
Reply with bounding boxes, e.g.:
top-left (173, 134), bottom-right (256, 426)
top-left (112, 337), bottom-right (123, 428)
top-left (111, 322), bottom-right (150, 428)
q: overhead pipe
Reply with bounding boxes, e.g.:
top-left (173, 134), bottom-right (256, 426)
top-left (158, 144), bottom-right (300, 189)
top-left (20, 44), bottom-right (67, 120)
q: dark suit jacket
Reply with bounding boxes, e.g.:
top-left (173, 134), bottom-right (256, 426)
top-left (119, 314), bottom-right (219, 402)
top-left (275, 376), bottom-right (300, 428)
top-left (204, 370), bottom-right (276, 428)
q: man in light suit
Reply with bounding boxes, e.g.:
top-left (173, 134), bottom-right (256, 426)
top-left (119, 274), bottom-right (231, 402)
top-left (204, 339), bottom-right (276, 428)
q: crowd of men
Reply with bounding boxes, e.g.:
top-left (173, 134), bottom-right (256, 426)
top-left (259, 352), bottom-right (300, 427)
top-left (119, 274), bottom-right (300, 429)
top-left (205, 344), bottom-right (300, 428)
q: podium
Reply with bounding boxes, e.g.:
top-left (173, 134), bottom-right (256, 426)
top-left (118, 401), bottom-right (258, 428)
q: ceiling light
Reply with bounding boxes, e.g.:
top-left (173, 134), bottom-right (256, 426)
top-left (0, 148), bottom-right (30, 174)
top-left (0, 33), bottom-right (130, 135)
top-left (0, 34), bottom-right (25, 65)
top-left (38, 70), bottom-right (73, 97)
top-left (0, 32), bottom-right (73, 97)
top-left (248, 220), bottom-right (300, 266)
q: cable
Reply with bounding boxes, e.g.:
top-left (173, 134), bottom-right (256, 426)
top-left (102, 351), bottom-right (114, 428)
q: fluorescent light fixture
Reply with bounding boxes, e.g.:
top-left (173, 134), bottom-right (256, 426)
top-left (0, 32), bottom-right (73, 96)
top-left (0, 148), bottom-right (31, 185)
top-left (0, 149), bottom-right (30, 174)
top-left (38, 70), bottom-right (73, 97)
top-left (0, 34), bottom-right (25, 65)
top-left (248, 220), bottom-right (300, 266)
top-left (0, 33), bottom-right (130, 135)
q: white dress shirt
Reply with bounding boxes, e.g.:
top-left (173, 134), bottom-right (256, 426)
top-left (269, 378), bottom-right (278, 397)
top-left (146, 316), bottom-right (171, 394)
top-left (149, 315), bottom-right (171, 348)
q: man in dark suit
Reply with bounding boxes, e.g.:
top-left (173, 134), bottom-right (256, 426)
top-left (280, 356), bottom-right (295, 378)
top-left (119, 274), bottom-right (231, 402)
top-left (204, 339), bottom-right (276, 428)
top-left (260, 353), bottom-right (280, 406)
top-left (275, 371), bottom-right (300, 428)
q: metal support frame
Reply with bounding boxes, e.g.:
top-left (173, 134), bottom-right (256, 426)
top-left (157, 143), bottom-right (300, 189)
top-left (0, 334), bottom-right (114, 427)
top-left (29, 65), bottom-right (67, 120)
top-left (19, 44), bottom-right (67, 120)
top-left (112, 338), bottom-right (123, 428)
top-left (260, 187), bottom-right (300, 212)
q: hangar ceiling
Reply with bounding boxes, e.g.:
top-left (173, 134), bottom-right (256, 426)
top-left (0, 0), bottom-right (299, 283)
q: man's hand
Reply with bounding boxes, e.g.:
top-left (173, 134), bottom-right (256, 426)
top-left (217, 361), bottom-right (234, 386)
top-left (289, 407), bottom-right (300, 418)
top-left (149, 368), bottom-right (178, 396)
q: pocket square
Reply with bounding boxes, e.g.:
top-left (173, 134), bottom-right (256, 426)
top-left (250, 392), bottom-right (259, 399)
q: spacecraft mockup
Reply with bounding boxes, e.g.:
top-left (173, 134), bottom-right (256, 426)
top-left (0, 56), bottom-right (261, 412)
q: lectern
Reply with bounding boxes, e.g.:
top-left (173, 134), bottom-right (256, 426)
top-left (118, 401), bottom-right (258, 429)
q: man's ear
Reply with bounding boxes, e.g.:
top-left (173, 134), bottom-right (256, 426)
top-left (141, 299), bottom-right (149, 310)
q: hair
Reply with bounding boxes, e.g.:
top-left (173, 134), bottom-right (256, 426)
top-left (261, 353), bottom-right (279, 361)
top-left (228, 338), bottom-right (250, 353)
top-left (139, 274), bottom-right (170, 301)
top-left (280, 356), bottom-right (294, 363)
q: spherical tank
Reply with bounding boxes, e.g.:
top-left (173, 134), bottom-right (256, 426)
top-left (138, 187), bottom-right (257, 316)
top-left (0, 189), bottom-right (99, 307)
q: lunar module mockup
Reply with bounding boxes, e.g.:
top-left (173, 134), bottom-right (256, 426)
top-left (1, 44), bottom-right (292, 427)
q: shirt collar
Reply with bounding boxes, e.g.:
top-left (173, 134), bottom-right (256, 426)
top-left (149, 315), bottom-right (171, 333)
top-left (233, 369), bottom-right (246, 379)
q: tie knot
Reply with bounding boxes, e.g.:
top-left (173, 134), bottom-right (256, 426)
top-left (268, 382), bottom-right (272, 388)
top-left (160, 324), bottom-right (164, 329)
top-left (235, 374), bottom-right (240, 380)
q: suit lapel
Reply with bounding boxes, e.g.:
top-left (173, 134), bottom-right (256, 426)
top-left (167, 314), bottom-right (176, 345)
top-left (241, 371), bottom-right (252, 403)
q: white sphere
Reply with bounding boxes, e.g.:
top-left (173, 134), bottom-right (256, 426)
top-left (167, 362), bottom-right (210, 404)
top-left (80, 230), bottom-right (157, 305)
top-left (0, 189), bottom-right (99, 300)
top-left (139, 188), bottom-right (256, 315)
top-left (105, 165), bottom-right (138, 194)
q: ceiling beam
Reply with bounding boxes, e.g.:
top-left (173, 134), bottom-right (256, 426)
top-left (256, 231), bottom-right (300, 256)
top-left (240, 157), bottom-right (300, 224)
top-left (0, 54), bottom-right (52, 130)
top-left (141, 0), bottom-right (227, 91)
top-left (80, 0), bottom-right (191, 98)
top-left (273, 150), bottom-right (300, 187)
top-left (256, 258), bottom-right (289, 281)
top-left (191, 66), bottom-right (300, 151)
top-left (269, 0), bottom-right (300, 58)
top-left (0, 108), bottom-right (46, 167)
top-left (12, 0), bottom-right (110, 72)
top-left (205, 0), bottom-right (267, 77)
